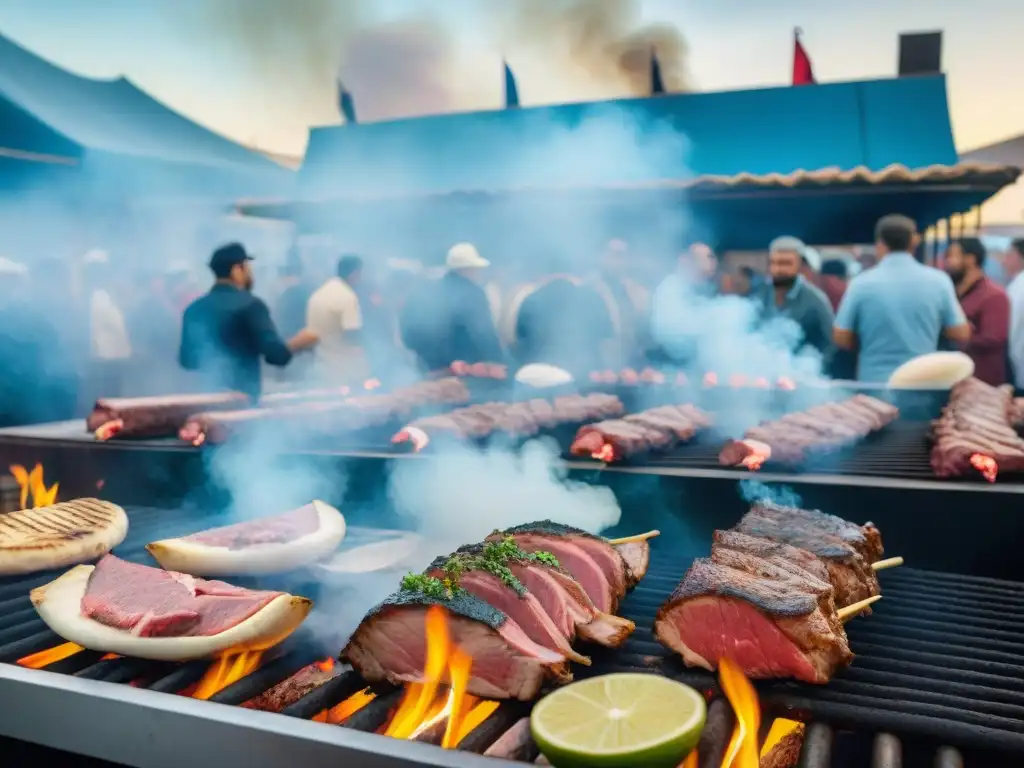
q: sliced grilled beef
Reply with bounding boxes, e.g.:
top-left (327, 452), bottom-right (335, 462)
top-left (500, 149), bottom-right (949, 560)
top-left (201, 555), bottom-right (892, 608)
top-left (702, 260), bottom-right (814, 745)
top-left (653, 558), bottom-right (853, 684)
top-left (712, 530), bottom-right (831, 585)
top-left (341, 589), bottom-right (570, 700)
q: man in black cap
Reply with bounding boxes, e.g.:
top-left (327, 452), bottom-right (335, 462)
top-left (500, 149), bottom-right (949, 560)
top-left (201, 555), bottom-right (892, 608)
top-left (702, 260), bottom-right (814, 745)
top-left (179, 243), bottom-right (316, 398)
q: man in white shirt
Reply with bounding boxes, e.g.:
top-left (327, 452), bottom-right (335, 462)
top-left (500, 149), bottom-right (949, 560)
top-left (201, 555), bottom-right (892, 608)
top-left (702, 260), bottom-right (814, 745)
top-left (1004, 238), bottom-right (1024, 387)
top-left (306, 254), bottom-right (368, 385)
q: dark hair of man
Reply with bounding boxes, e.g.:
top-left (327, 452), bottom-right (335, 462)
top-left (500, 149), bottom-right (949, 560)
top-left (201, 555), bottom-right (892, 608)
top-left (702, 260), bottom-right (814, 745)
top-left (874, 214), bottom-right (917, 253)
top-left (1011, 238), bottom-right (1024, 258)
top-left (956, 237), bottom-right (987, 269)
top-left (820, 259), bottom-right (848, 279)
top-left (337, 254), bottom-right (363, 280)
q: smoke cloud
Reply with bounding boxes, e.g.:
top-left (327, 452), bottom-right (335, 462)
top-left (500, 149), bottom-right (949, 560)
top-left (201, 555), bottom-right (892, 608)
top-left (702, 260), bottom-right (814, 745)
top-left (738, 479), bottom-right (803, 509)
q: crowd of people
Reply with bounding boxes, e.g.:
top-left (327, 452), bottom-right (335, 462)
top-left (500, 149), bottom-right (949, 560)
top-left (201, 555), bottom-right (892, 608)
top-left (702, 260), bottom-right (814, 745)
top-left (1, 211), bottom-right (1022, 428)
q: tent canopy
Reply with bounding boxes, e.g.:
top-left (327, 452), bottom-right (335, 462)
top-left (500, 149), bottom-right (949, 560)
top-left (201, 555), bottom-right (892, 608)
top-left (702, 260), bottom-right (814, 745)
top-left (0, 33), bottom-right (290, 191)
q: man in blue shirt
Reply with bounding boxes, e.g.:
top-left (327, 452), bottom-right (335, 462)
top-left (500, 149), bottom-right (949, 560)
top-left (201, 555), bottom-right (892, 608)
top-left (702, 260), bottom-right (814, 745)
top-left (833, 215), bottom-right (970, 383)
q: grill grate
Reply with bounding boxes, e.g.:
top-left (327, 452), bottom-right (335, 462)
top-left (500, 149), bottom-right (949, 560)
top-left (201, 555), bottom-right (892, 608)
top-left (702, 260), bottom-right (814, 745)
top-left (0, 507), bottom-right (1016, 766)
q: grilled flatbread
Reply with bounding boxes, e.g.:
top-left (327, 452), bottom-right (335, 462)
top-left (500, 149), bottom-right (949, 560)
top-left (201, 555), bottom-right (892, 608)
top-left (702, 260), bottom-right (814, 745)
top-left (146, 500), bottom-right (346, 577)
top-left (30, 565), bottom-right (311, 661)
top-left (0, 499), bottom-right (129, 575)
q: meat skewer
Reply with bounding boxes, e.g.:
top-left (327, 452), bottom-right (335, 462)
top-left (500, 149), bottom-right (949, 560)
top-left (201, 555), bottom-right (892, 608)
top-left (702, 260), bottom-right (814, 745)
top-left (570, 403), bottom-right (712, 462)
top-left (719, 394), bottom-right (899, 469)
top-left (88, 392), bottom-right (249, 440)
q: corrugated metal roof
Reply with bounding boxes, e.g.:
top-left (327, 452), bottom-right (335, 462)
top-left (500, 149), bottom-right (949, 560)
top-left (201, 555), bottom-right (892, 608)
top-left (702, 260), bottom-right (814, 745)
top-left (0, 33), bottom-right (285, 175)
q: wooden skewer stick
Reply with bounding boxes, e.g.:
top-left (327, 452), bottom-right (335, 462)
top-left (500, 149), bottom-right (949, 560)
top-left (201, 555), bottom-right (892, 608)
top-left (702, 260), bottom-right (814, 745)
top-left (837, 595), bottom-right (881, 622)
top-left (872, 557), bottom-right (904, 572)
top-left (608, 530), bottom-right (661, 546)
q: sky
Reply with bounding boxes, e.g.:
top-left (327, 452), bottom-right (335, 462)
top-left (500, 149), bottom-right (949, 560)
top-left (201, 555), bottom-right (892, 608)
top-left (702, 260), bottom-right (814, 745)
top-left (1, 0), bottom-right (1023, 217)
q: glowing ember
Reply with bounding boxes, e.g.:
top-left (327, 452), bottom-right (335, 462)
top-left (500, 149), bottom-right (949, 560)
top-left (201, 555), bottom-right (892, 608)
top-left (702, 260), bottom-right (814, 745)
top-left (970, 454), bottom-right (998, 483)
top-left (719, 657), bottom-right (760, 768)
top-left (592, 443), bottom-right (616, 462)
top-left (393, 426), bottom-right (430, 452)
top-left (776, 376), bottom-right (797, 391)
top-left (100, 653), bottom-right (119, 661)
top-left (384, 605), bottom-right (500, 747)
top-left (739, 440), bottom-right (771, 471)
top-left (364, 379), bottom-right (382, 391)
top-left (10, 463), bottom-right (59, 509)
top-left (93, 419), bottom-right (124, 441)
top-left (319, 687), bottom-right (377, 724)
top-left (703, 372), bottom-right (719, 387)
top-left (316, 657), bottom-right (336, 673)
top-left (17, 642), bottom-right (84, 669)
top-left (727, 374), bottom-right (747, 388)
top-left (192, 651), bottom-right (264, 700)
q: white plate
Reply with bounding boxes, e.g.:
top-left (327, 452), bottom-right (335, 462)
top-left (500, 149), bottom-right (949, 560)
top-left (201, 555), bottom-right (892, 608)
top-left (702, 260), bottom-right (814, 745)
top-left (887, 352), bottom-right (975, 389)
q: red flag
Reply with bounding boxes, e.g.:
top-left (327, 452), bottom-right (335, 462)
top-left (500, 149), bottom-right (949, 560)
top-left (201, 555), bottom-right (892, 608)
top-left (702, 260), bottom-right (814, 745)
top-left (792, 29), bottom-right (816, 86)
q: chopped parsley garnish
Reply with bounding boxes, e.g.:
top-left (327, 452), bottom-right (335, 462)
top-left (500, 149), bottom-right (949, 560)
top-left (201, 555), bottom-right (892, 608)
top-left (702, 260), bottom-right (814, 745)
top-left (400, 572), bottom-right (461, 600)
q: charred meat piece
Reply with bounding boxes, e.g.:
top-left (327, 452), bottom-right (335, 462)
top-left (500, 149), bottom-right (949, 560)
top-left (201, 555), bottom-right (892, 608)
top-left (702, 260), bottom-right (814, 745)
top-left (570, 403), bottom-right (711, 461)
top-left (88, 392), bottom-right (249, 440)
top-left (425, 546), bottom-right (590, 666)
top-left (242, 661), bottom-right (343, 713)
top-left (487, 521), bottom-right (642, 613)
top-left (341, 588), bottom-right (570, 701)
top-left (931, 377), bottom-right (1024, 479)
top-left (760, 725), bottom-right (805, 768)
top-left (653, 558), bottom-right (853, 684)
top-left (746, 502), bottom-right (882, 563)
top-left (734, 506), bottom-right (879, 607)
top-left (718, 395), bottom-right (898, 467)
top-left (712, 530), bottom-right (831, 586)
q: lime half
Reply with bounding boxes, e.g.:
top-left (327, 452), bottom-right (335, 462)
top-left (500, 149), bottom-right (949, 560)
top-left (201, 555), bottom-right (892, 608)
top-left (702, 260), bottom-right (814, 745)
top-left (530, 673), bottom-right (706, 768)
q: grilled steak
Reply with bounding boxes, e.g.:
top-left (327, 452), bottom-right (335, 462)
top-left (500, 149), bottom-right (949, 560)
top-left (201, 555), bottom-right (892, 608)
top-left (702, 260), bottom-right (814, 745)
top-left (746, 502), bottom-right (883, 562)
top-left (81, 555), bottom-right (283, 637)
top-left (426, 546), bottom-right (590, 665)
top-left (570, 403), bottom-right (711, 461)
top-left (341, 588), bottom-right (570, 700)
top-left (931, 377), bottom-right (1024, 479)
top-left (734, 507), bottom-right (879, 607)
top-left (719, 395), bottom-right (899, 467)
top-left (488, 521), bottom-right (639, 613)
top-left (88, 392), bottom-right (249, 440)
top-left (653, 558), bottom-right (853, 683)
top-left (712, 530), bottom-right (831, 586)
top-left (760, 725), bottom-right (805, 768)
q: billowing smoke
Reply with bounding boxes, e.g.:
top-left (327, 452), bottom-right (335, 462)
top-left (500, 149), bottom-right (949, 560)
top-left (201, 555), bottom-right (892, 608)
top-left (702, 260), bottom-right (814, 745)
top-left (738, 479), bottom-right (803, 509)
top-left (496, 0), bottom-right (690, 98)
top-left (387, 438), bottom-right (622, 544)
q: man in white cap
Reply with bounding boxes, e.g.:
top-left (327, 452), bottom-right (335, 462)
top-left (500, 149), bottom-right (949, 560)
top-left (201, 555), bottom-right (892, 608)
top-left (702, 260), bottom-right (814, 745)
top-left (765, 236), bottom-right (835, 358)
top-left (400, 243), bottom-right (504, 371)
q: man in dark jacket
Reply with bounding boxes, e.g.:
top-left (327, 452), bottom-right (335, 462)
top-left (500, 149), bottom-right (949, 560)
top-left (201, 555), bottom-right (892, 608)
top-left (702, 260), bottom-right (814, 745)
top-left (179, 243), bottom-right (315, 399)
top-left (400, 243), bottom-right (504, 371)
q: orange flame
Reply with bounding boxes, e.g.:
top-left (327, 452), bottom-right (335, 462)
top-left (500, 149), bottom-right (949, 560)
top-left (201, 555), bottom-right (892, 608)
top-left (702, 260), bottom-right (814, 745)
top-left (393, 427), bottom-right (429, 453)
top-left (680, 751), bottom-right (699, 768)
top-left (17, 642), bottom-right (84, 668)
top-left (719, 657), bottom-right (760, 768)
top-left (191, 651), bottom-right (263, 700)
top-left (739, 440), bottom-right (771, 472)
top-left (316, 657), bottom-right (336, 673)
top-left (592, 443), bottom-right (616, 462)
top-left (9, 463), bottom-right (59, 509)
top-left (970, 454), bottom-right (998, 483)
top-left (760, 718), bottom-right (803, 759)
top-left (384, 606), bottom-right (499, 747)
top-left (316, 687), bottom-right (377, 724)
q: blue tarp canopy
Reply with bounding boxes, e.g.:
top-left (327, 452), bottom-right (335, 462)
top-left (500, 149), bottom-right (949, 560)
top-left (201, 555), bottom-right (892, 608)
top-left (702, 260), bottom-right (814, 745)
top-left (270, 75), bottom-right (1017, 249)
top-left (0, 33), bottom-right (292, 198)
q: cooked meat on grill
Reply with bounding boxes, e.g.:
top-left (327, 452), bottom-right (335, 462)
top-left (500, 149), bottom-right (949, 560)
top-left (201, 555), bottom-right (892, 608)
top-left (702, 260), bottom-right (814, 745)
top-left (341, 587), bottom-right (571, 701)
top-left (486, 521), bottom-right (642, 613)
top-left (394, 394), bottom-right (624, 447)
top-left (760, 724), bottom-right (805, 768)
top-left (31, 555), bottom-right (311, 660)
top-left (569, 403), bottom-right (711, 461)
top-left (147, 500), bottom-right (346, 577)
top-left (450, 360), bottom-right (508, 379)
top-left (931, 377), bottom-right (1024, 479)
top-left (587, 367), bottom-right (666, 385)
top-left (712, 530), bottom-right (831, 586)
top-left (1012, 398), bottom-right (1024, 427)
top-left (88, 392), bottom-right (249, 440)
top-left (745, 502), bottom-right (883, 563)
top-left (734, 505), bottom-right (880, 606)
top-left (426, 546), bottom-right (591, 665)
top-left (242, 661), bottom-right (343, 713)
top-left (0, 499), bottom-right (128, 576)
top-left (180, 401), bottom-right (380, 446)
top-left (653, 557), bottom-right (854, 683)
top-left (719, 395), bottom-right (899, 467)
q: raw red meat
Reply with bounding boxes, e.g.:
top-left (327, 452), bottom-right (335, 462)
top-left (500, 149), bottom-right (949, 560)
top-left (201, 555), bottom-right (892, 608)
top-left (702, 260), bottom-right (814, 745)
top-left (184, 504), bottom-right (321, 550)
top-left (81, 555), bottom-right (281, 637)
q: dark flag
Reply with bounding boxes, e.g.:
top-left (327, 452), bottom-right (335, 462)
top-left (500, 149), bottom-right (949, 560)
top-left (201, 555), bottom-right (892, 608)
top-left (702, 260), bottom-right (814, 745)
top-left (792, 29), bottom-right (816, 85)
top-left (338, 80), bottom-right (357, 124)
top-left (651, 49), bottom-right (665, 94)
top-left (504, 61), bottom-right (520, 108)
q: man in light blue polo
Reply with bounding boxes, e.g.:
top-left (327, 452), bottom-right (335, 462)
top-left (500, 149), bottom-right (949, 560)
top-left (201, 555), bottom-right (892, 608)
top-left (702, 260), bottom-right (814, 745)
top-left (834, 214), bottom-right (971, 382)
